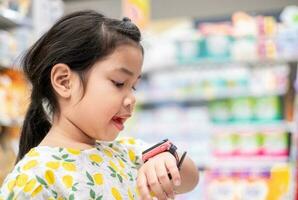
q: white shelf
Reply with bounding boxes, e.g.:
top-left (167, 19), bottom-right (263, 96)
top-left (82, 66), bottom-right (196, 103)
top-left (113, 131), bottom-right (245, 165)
top-left (143, 59), bottom-right (298, 74)
top-left (0, 63), bottom-right (22, 70)
top-left (0, 118), bottom-right (23, 127)
top-left (208, 156), bottom-right (289, 169)
top-left (212, 121), bottom-right (295, 133)
top-left (0, 60), bottom-right (12, 69)
top-left (137, 90), bottom-right (286, 106)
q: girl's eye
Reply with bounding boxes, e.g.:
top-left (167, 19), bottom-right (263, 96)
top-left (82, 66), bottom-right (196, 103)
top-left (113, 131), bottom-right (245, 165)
top-left (112, 80), bottom-right (137, 91)
top-left (112, 80), bottom-right (125, 88)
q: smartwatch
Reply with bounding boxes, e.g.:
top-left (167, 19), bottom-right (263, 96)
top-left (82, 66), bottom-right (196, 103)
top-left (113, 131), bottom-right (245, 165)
top-left (142, 139), bottom-right (179, 164)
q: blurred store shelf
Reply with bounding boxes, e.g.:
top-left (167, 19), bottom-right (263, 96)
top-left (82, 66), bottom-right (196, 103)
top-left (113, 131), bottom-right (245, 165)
top-left (143, 58), bottom-right (298, 74)
top-left (137, 91), bottom-right (287, 106)
top-left (212, 121), bottom-right (295, 133)
top-left (0, 118), bottom-right (23, 127)
top-left (209, 156), bottom-right (289, 169)
top-left (0, 8), bottom-right (31, 29)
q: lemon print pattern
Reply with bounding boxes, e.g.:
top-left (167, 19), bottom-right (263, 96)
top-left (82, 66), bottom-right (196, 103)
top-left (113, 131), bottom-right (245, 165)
top-left (109, 160), bottom-right (119, 172)
top-left (27, 149), bottom-right (40, 157)
top-left (62, 162), bottom-right (76, 171)
top-left (111, 187), bottom-right (122, 200)
top-left (23, 179), bottom-right (37, 193)
top-left (23, 160), bottom-right (38, 170)
top-left (93, 173), bottom-right (104, 185)
top-left (62, 175), bottom-right (73, 188)
top-left (103, 148), bottom-right (113, 158)
top-left (128, 138), bottom-right (136, 145)
top-left (117, 158), bottom-right (125, 169)
top-left (16, 173), bottom-right (29, 187)
top-left (45, 170), bottom-right (55, 185)
top-left (128, 149), bottom-right (137, 164)
top-left (7, 180), bottom-right (16, 192)
top-left (46, 161), bottom-right (60, 170)
top-left (31, 185), bottom-right (43, 197)
top-left (128, 188), bottom-right (134, 200)
top-left (90, 154), bottom-right (103, 162)
top-left (66, 148), bottom-right (81, 155)
top-left (0, 137), bottom-right (144, 199)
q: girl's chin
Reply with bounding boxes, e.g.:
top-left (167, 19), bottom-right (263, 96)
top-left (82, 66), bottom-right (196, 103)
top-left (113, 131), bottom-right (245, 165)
top-left (96, 128), bottom-right (120, 142)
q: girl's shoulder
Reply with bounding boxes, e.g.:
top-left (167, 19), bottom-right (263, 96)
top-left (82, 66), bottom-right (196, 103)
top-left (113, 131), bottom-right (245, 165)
top-left (0, 148), bottom-right (58, 199)
top-left (112, 136), bottom-right (151, 166)
top-left (112, 137), bottom-right (149, 155)
top-left (114, 136), bottom-right (144, 149)
top-left (93, 136), bottom-right (150, 168)
top-left (0, 146), bottom-right (85, 199)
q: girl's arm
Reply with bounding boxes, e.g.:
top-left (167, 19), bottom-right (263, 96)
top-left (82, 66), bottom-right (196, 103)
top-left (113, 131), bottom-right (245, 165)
top-left (174, 154), bottom-right (199, 194)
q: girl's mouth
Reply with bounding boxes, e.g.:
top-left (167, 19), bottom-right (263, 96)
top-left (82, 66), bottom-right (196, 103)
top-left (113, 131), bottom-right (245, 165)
top-left (111, 116), bottom-right (124, 131)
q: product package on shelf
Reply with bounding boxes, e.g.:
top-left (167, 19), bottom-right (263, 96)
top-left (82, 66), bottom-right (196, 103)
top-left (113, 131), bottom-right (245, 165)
top-left (176, 6), bottom-right (298, 64)
top-left (208, 95), bottom-right (283, 124)
top-left (212, 129), bottom-right (289, 159)
top-left (203, 165), bottom-right (291, 200)
top-left (0, 69), bottom-right (29, 126)
top-left (0, 0), bottom-right (31, 17)
top-left (0, 126), bottom-right (20, 184)
top-left (0, 27), bottom-right (33, 68)
top-left (137, 63), bottom-right (290, 104)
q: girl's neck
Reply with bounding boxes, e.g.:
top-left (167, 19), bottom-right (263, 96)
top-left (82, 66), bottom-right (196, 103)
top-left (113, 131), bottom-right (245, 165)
top-left (39, 114), bottom-right (96, 150)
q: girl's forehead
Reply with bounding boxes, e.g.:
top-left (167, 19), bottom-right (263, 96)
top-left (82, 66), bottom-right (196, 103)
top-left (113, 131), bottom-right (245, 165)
top-left (94, 46), bottom-right (143, 74)
top-left (110, 67), bottom-right (142, 79)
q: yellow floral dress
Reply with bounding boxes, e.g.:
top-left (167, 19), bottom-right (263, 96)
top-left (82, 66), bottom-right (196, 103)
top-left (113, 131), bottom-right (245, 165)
top-left (0, 137), bottom-right (145, 200)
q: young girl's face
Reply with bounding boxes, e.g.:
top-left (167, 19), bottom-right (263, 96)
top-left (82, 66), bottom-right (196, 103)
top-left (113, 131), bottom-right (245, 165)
top-left (66, 44), bottom-right (143, 141)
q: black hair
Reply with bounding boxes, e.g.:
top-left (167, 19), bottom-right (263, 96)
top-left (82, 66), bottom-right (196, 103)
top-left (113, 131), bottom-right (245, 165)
top-left (16, 10), bottom-right (143, 162)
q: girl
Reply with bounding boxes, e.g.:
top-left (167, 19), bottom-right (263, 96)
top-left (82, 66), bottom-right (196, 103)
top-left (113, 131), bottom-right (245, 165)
top-left (0, 10), bottom-right (199, 200)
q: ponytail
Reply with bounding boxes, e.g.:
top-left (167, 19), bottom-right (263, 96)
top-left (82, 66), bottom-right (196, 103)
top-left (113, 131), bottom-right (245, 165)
top-left (16, 95), bottom-right (51, 163)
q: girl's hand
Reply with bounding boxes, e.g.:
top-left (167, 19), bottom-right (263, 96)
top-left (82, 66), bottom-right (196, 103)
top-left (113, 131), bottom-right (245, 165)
top-left (137, 152), bottom-right (181, 200)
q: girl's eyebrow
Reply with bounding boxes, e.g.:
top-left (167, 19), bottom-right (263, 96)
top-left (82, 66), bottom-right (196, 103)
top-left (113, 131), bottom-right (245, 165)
top-left (117, 67), bottom-right (142, 79)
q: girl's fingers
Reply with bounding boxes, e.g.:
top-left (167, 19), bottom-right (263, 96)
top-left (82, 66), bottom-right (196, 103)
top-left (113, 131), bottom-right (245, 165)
top-left (165, 157), bottom-right (181, 187)
top-left (155, 162), bottom-right (175, 199)
top-left (137, 171), bottom-right (152, 200)
top-left (145, 163), bottom-right (168, 200)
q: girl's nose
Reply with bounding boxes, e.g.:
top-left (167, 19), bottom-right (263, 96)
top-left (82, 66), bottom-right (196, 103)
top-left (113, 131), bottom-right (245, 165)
top-left (123, 94), bottom-right (136, 112)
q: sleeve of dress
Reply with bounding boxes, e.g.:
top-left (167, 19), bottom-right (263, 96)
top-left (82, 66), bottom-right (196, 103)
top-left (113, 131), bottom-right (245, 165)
top-left (0, 171), bottom-right (53, 200)
top-left (117, 137), bottom-right (152, 169)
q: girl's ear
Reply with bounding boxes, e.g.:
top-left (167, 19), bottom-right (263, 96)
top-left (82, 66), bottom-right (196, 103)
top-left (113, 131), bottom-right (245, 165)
top-left (51, 63), bottom-right (72, 98)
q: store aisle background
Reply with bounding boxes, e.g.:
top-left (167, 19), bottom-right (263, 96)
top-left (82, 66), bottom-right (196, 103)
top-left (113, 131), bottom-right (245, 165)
top-left (64, 0), bottom-right (294, 20)
top-left (0, 0), bottom-right (298, 199)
